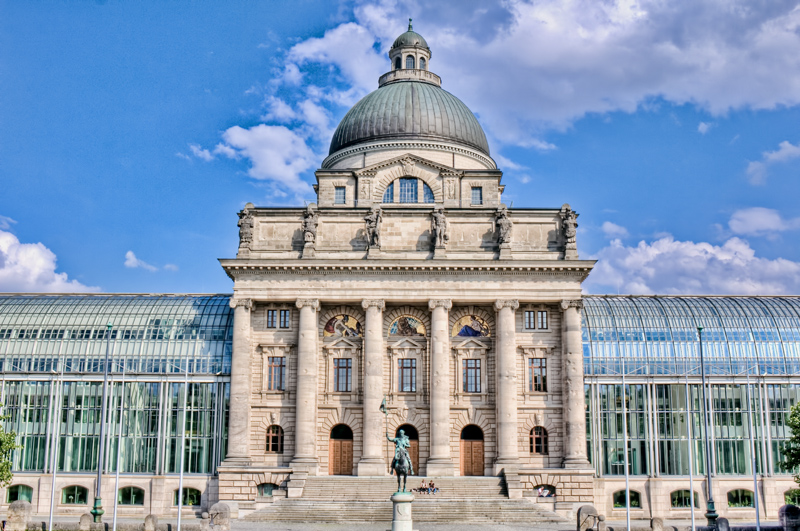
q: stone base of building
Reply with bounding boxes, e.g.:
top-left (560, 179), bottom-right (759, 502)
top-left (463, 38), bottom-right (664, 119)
top-left (217, 465), bottom-right (291, 518)
top-left (424, 458), bottom-right (455, 476)
top-left (357, 458), bottom-right (389, 476)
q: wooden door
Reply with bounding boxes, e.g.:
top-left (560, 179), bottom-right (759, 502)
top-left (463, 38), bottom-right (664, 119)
top-left (408, 440), bottom-right (419, 474)
top-left (329, 439), bottom-right (353, 475)
top-left (460, 440), bottom-right (484, 476)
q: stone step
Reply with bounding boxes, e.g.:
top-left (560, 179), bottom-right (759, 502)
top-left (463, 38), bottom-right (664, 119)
top-left (299, 475), bottom-right (507, 501)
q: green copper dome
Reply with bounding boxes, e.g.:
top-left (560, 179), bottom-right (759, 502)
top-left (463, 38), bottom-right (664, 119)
top-left (328, 81), bottom-right (490, 156)
top-left (392, 19), bottom-right (429, 49)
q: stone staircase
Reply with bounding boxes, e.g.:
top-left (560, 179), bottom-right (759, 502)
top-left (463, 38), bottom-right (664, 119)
top-left (245, 475), bottom-right (568, 524)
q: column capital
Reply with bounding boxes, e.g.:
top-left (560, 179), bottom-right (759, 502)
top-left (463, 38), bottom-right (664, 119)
top-left (296, 299), bottom-right (320, 310)
top-left (494, 299), bottom-right (519, 311)
top-left (229, 298), bottom-right (254, 310)
top-left (560, 299), bottom-right (584, 311)
top-left (428, 299), bottom-right (452, 311)
top-left (361, 299), bottom-right (385, 310)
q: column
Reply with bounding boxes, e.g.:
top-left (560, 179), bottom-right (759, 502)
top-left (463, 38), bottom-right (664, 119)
top-left (494, 299), bottom-right (520, 473)
top-left (226, 298), bottom-right (253, 464)
top-left (561, 299), bottom-right (590, 468)
top-left (427, 299), bottom-right (454, 476)
top-left (359, 299), bottom-right (386, 476)
top-left (291, 298), bottom-right (320, 474)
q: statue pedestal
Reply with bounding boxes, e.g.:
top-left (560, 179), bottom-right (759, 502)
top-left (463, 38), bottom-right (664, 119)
top-left (498, 242), bottom-right (511, 260)
top-left (302, 242), bottom-right (316, 259)
top-left (367, 247), bottom-right (381, 259)
top-left (390, 492), bottom-right (416, 531)
top-left (433, 246), bottom-right (446, 259)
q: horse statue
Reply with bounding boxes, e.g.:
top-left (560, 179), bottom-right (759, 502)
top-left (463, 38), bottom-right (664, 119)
top-left (386, 429), bottom-right (414, 492)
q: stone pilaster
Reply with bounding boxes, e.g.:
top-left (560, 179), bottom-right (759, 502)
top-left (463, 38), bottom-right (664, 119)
top-left (427, 299), bottom-right (454, 476)
top-left (225, 297), bottom-right (253, 464)
top-left (358, 299), bottom-right (387, 476)
top-left (292, 298), bottom-right (320, 474)
top-left (560, 299), bottom-right (590, 468)
top-left (494, 299), bottom-right (520, 473)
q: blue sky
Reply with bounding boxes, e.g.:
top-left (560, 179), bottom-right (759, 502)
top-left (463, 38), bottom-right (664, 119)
top-left (2, 0), bottom-right (800, 295)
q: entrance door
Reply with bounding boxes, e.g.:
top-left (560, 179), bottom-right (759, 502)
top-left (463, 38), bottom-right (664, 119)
top-left (460, 425), bottom-right (484, 476)
top-left (329, 424), bottom-right (354, 475)
top-left (396, 424), bottom-right (419, 474)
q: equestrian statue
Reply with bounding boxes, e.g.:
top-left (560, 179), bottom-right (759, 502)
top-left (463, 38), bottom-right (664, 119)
top-left (387, 428), bottom-right (414, 493)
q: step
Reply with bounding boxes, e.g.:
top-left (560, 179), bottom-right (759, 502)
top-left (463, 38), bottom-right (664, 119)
top-left (299, 475), bottom-right (507, 501)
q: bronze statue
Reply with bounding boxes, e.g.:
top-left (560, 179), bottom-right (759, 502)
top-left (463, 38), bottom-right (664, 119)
top-left (387, 429), bottom-right (414, 492)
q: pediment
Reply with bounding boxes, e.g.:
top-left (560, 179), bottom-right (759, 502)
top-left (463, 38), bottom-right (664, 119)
top-left (355, 153), bottom-right (463, 178)
top-left (452, 337), bottom-right (491, 351)
top-left (388, 337), bottom-right (427, 350)
top-left (323, 336), bottom-right (362, 349)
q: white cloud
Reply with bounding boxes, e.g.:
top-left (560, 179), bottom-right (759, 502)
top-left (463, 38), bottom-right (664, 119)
top-left (601, 221), bottom-right (629, 238)
top-left (124, 251), bottom-right (158, 272)
top-left (728, 207), bottom-right (800, 237)
top-left (262, 96), bottom-right (297, 123)
top-left (0, 229), bottom-right (98, 292)
top-left (697, 122), bottom-right (713, 134)
top-left (584, 235), bottom-right (800, 295)
top-left (746, 140), bottom-right (800, 184)
top-left (0, 216), bottom-right (16, 231)
top-left (493, 154), bottom-right (527, 171)
top-left (164, 264), bottom-right (179, 272)
top-left (189, 144), bottom-right (214, 162)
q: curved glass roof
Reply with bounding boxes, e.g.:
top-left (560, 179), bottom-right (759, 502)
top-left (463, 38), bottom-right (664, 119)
top-left (582, 295), bottom-right (800, 376)
top-left (0, 294), bottom-right (232, 375)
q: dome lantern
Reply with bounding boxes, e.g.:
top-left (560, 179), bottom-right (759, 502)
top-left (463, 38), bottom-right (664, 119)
top-left (382, 20), bottom-right (439, 87)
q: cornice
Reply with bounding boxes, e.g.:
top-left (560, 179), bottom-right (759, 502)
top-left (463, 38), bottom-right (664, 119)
top-left (322, 139), bottom-right (497, 170)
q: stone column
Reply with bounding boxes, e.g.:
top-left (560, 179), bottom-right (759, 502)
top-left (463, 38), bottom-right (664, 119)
top-left (561, 299), bottom-right (590, 468)
top-left (494, 299), bottom-right (520, 473)
top-left (225, 298), bottom-right (253, 464)
top-left (427, 299), bottom-right (454, 476)
top-left (291, 299), bottom-right (320, 474)
top-left (359, 299), bottom-right (386, 476)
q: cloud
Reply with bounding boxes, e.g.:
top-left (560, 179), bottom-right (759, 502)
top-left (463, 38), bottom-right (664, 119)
top-left (746, 140), bottom-right (800, 184)
top-left (163, 264), bottom-right (179, 272)
top-left (584, 235), bottom-right (800, 295)
top-left (0, 216), bottom-right (16, 231)
top-left (697, 122), bottom-right (713, 134)
top-left (0, 229), bottom-right (98, 292)
top-left (601, 221), bottom-right (629, 238)
top-left (728, 207), bottom-right (800, 237)
top-left (124, 251), bottom-right (158, 272)
top-left (189, 144), bottom-right (214, 162)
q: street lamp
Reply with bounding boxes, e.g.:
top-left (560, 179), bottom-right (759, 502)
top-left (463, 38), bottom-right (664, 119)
top-left (697, 326), bottom-right (719, 529)
top-left (90, 322), bottom-right (112, 523)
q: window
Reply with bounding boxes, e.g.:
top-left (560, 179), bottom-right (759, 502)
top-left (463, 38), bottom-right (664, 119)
top-left (0, 329), bottom-right (11, 340)
top-left (671, 490), bottom-right (699, 508)
top-left (61, 485), bottom-right (88, 505)
top-left (537, 311), bottom-right (548, 329)
top-left (419, 57), bottom-right (426, 70)
top-left (266, 425), bottom-right (284, 453)
top-left (613, 490), bottom-right (641, 508)
top-left (462, 359), bottom-right (481, 393)
top-left (524, 311), bottom-right (535, 329)
top-left (334, 186), bottom-right (346, 204)
top-left (41, 329), bottom-right (65, 340)
top-left (394, 57), bottom-right (401, 70)
top-left (71, 329), bottom-right (91, 340)
top-left (530, 427), bottom-right (549, 454)
top-left (422, 182), bottom-right (434, 203)
top-left (267, 357), bottom-right (285, 391)
top-left (266, 310), bottom-right (277, 328)
top-left (17, 329), bottom-right (38, 339)
top-left (174, 487), bottom-right (201, 506)
top-left (786, 490), bottom-right (800, 505)
top-left (118, 486), bottom-right (145, 506)
top-left (529, 358), bottom-right (547, 392)
top-left (405, 55), bottom-right (415, 69)
top-left (334, 358), bottom-right (352, 392)
top-left (279, 309), bottom-right (290, 328)
top-left (7, 485), bottom-right (32, 503)
top-left (471, 187), bottom-right (483, 205)
top-left (398, 177), bottom-right (418, 203)
top-left (383, 182), bottom-right (394, 203)
top-left (398, 359), bottom-right (417, 392)
top-left (258, 483), bottom-right (279, 497)
top-left (727, 489), bottom-right (754, 508)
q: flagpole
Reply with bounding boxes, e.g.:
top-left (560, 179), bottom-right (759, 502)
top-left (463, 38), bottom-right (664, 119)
top-left (112, 354), bottom-right (127, 531)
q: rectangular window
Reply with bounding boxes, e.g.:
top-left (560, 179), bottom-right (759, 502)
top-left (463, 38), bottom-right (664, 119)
top-left (471, 187), bottom-right (483, 205)
top-left (334, 186), bottom-right (346, 204)
top-left (279, 310), bottom-right (290, 328)
top-left (462, 359), bottom-right (481, 393)
top-left (398, 177), bottom-right (418, 203)
top-left (529, 358), bottom-right (547, 392)
top-left (266, 310), bottom-right (277, 328)
top-left (398, 359), bottom-right (417, 392)
top-left (537, 311), bottom-right (548, 330)
top-left (267, 357), bottom-right (286, 391)
top-left (334, 358), bottom-right (352, 392)
top-left (17, 329), bottom-right (38, 340)
top-left (524, 311), bottom-right (535, 329)
top-left (0, 329), bottom-right (11, 340)
top-left (41, 329), bottom-right (65, 340)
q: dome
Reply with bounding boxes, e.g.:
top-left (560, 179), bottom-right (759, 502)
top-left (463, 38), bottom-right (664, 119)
top-left (392, 30), bottom-right (428, 49)
top-left (328, 81), bottom-right (491, 156)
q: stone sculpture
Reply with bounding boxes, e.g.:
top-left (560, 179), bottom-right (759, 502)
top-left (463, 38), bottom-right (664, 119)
top-left (237, 208), bottom-right (253, 247)
top-left (430, 207), bottom-right (448, 249)
top-left (302, 205), bottom-right (318, 243)
top-left (364, 206), bottom-right (382, 249)
top-left (495, 206), bottom-right (513, 244)
top-left (561, 204), bottom-right (579, 259)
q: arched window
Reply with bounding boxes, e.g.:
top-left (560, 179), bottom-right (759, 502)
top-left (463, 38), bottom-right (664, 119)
top-left (786, 489), bottom-right (800, 506)
top-left (613, 490), bottom-right (641, 508)
top-left (419, 57), bottom-right (426, 70)
top-left (258, 483), bottom-right (279, 497)
top-left (727, 489), bottom-right (754, 508)
top-left (266, 425), bottom-right (284, 453)
top-left (383, 182), bottom-right (394, 203)
top-left (530, 427), bottom-right (548, 455)
top-left (174, 487), bottom-right (201, 506)
top-left (61, 485), bottom-right (88, 505)
top-left (118, 486), bottom-right (145, 506)
top-left (422, 182), bottom-right (434, 203)
top-left (406, 55), bottom-right (415, 69)
top-left (398, 177), bottom-right (418, 202)
top-left (7, 485), bottom-right (33, 503)
top-left (394, 57), bottom-right (401, 70)
top-left (670, 490), bottom-right (699, 508)
top-left (534, 484), bottom-right (556, 497)
top-left (384, 179), bottom-right (434, 203)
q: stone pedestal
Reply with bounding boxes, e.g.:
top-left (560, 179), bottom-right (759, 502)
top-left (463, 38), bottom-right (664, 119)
top-left (390, 492), bottom-right (416, 531)
top-left (433, 246), bottom-right (446, 259)
top-left (368, 247), bottom-right (381, 259)
top-left (498, 242), bottom-right (512, 260)
top-left (302, 242), bottom-right (315, 258)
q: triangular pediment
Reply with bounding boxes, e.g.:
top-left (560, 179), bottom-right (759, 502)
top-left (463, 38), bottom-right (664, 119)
top-left (355, 153), bottom-right (463, 177)
top-left (324, 336), bottom-right (362, 349)
top-left (452, 337), bottom-right (491, 350)
top-left (388, 337), bottom-right (426, 350)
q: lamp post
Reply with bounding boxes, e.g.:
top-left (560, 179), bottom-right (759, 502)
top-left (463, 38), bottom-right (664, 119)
top-left (697, 327), bottom-right (718, 528)
top-left (91, 322), bottom-right (112, 523)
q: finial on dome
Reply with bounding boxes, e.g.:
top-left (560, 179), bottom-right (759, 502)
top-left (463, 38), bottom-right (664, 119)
top-left (408, 18), bottom-right (413, 31)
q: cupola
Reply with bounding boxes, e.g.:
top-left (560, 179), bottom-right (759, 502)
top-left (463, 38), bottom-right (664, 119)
top-left (380, 19), bottom-right (440, 87)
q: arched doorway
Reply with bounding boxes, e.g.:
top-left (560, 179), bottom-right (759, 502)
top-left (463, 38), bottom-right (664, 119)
top-left (396, 424), bottom-right (419, 473)
top-left (460, 425), bottom-right (484, 476)
top-left (329, 424), bottom-right (354, 475)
